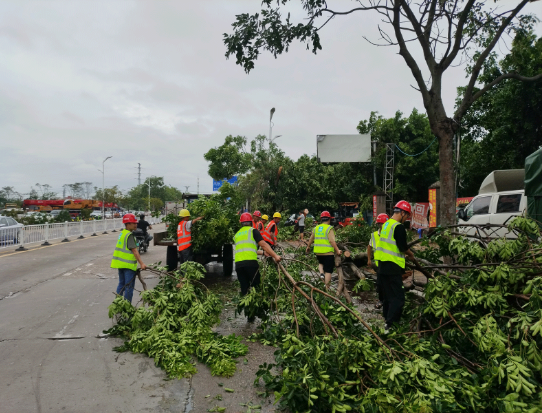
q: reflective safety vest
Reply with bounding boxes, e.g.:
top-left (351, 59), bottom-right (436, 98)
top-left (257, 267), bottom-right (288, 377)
top-left (313, 224), bottom-right (334, 254)
top-left (262, 221), bottom-right (278, 245)
top-left (370, 230), bottom-right (381, 267)
top-left (177, 220), bottom-right (192, 251)
top-left (111, 229), bottom-right (138, 271)
top-left (234, 226), bottom-right (258, 262)
top-left (376, 218), bottom-right (405, 268)
top-left (254, 221), bottom-right (264, 232)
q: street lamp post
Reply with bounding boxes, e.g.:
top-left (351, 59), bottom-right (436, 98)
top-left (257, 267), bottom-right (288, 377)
top-left (144, 176), bottom-right (158, 213)
top-left (269, 107), bottom-right (275, 142)
top-left (98, 156), bottom-right (112, 218)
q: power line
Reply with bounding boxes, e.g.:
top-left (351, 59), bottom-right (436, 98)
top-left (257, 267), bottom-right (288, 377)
top-left (395, 137), bottom-right (437, 157)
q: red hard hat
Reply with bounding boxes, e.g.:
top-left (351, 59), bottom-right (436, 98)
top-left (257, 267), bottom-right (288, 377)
top-left (253, 210), bottom-right (262, 217)
top-left (394, 200), bottom-right (412, 215)
top-left (122, 213), bottom-right (137, 224)
top-left (240, 212), bottom-right (253, 223)
top-left (320, 211), bottom-right (331, 218)
top-left (376, 213), bottom-right (389, 224)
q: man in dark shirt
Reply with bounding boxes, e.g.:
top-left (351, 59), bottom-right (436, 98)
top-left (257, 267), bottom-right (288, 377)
top-left (378, 201), bottom-right (416, 332)
top-left (137, 214), bottom-right (153, 245)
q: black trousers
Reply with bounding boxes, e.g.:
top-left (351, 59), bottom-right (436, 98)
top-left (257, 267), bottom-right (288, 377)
top-left (380, 272), bottom-right (405, 326)
top-left (236, 266), bottom-right (261, 296)
top-left (178, 247), bottom-right (193, 264)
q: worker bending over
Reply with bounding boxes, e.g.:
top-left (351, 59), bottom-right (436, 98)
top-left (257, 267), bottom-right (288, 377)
top-left (305, 211), bottom-right (342, 287)
top-left (235, 213), bottom-right (281, 320)
top-left (367, 213), bottom-right (389, 310)
top-left (177, 209), bottom-right (204, 264)
top-left (376, 201), bottom-right (415, 332)
top-left (111, 213), bottom-right (147, 303)
top-left (252, 210), bottom-right (264, 231)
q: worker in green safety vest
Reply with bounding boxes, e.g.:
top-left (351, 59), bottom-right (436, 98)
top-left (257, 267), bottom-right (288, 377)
top-left (367, 213), bottom-right (390, 310)
top-left (305, 211), bottom-right (342, 288)
top-left (376, 201), bottom-right (415, 332)
top-left (235, 212), bottom-right (281, 297)
top-left (111, 213), bottom-right (147, 303)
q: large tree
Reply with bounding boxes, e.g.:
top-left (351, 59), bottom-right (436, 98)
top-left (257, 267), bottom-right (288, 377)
top-left (224, 0), bottom-right (542, 225)
top-left (457, 29), bottom-right (542, 196)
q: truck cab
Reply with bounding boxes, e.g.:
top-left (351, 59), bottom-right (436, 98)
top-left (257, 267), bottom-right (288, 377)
top-left (457, 169), bottom-right (526, 238)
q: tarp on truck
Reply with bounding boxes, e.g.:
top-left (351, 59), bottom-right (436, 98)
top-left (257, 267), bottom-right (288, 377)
top-left (479, 169), bottom-right (524, 194)
top-left (525, 148), bottom-right (542, 222)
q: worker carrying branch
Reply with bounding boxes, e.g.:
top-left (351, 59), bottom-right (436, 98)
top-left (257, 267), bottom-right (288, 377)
top-left (376, 201), bottom-right (416, 333)
top-left (367, 213), bottom-right (389, 310)
top-left (305, 211), bottom-right (342, 288)
top-left (262, 212), bottom-right (281, 248)
top-left (235, 213), bottom-right (281, 321)
top-left (111, 213), bottom-right (147, 303)
top-left (177, 209), bottom-right (204, 264)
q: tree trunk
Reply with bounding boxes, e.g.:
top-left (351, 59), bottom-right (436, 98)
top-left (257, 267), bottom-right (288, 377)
top-left (435, 120), bottom-right (456, 226)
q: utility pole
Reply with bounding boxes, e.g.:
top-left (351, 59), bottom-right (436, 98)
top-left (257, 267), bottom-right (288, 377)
top-left (137, 163), bottom-right (141, 186)
top-left (197, 176), bottom-right (199, 195)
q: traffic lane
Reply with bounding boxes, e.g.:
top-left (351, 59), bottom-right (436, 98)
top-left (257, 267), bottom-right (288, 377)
top-left (0, 224), bottom-right (166, 300)
top-left (0, 241), bottom-right (189, 412)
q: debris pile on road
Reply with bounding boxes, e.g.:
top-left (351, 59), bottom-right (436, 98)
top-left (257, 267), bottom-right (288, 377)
top-left (161, 193), bottom-right (240, 253)
top-left (240, 217), bottom-right (542, 412)
top-left (105, 262), bottom-right (247, 378)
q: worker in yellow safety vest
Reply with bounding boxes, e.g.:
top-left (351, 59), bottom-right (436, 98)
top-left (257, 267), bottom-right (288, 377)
top-left (177, 209), bottom-right (204, 265)
top-left (111, 213), bottom-right (147, 303)
top-left (305, 211), bottom-right (342, 287)
top-left (235, 212), bottom-right (281, 320)
top-left (367, 213), bottom-right (389, 309)
top-left (376, 201), bottom-right (415, 332)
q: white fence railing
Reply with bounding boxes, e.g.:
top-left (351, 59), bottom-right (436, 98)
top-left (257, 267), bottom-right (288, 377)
top-left (0, 216), bottom-right (164, 251)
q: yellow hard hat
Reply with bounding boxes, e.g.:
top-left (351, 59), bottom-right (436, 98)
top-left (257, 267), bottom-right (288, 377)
top-left (273, 212), bottom-right (282, 219)
top-left (262, 214), bottom-right (269, 220)
top-left (178, 209), bottom-right (190, 217)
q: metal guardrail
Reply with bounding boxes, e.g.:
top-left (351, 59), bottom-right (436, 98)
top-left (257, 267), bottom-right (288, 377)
top-left (0, 216), bottom-right (164, 251)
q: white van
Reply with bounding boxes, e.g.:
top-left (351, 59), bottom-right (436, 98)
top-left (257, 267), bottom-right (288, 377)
top-left (457, 169), bottom-right (526, 238)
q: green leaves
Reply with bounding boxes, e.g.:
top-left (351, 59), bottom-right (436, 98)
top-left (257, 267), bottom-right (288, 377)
top-left (106, 264), bottom-right (247, 379)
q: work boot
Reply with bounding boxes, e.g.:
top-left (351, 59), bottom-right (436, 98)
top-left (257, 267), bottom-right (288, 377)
top-left (375, 301), bottom-right (383, 310)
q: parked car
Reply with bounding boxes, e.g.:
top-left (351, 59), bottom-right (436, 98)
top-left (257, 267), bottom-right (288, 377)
top-left (90, 211), bottom-right (103, 218)
top-left (104, 211), bottom-right (113, 219)
top-left (0, 215), bottom-right (24, 245)
top-left (50, 210), bottom-right (62, 219)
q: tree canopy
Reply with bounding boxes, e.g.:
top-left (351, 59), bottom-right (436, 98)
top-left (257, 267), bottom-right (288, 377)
top-left (224, 0), bottom-right (542, 224)
top-left (458, 29), bottom-right (542, 196)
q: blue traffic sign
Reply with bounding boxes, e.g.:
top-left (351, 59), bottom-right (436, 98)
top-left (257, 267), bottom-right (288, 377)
top-left (212, 176), bottom-right (238, 191)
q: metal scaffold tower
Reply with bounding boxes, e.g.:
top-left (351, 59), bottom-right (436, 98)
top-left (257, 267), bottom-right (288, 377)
top-left (383, 143), bottom-right (395, 214)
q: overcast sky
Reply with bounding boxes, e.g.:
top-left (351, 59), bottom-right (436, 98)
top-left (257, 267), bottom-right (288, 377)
top-left (1, 1), bottom-right (540, 197)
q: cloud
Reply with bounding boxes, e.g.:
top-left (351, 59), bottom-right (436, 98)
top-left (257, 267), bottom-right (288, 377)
top-left (0, 0), bottom-right (540, 196)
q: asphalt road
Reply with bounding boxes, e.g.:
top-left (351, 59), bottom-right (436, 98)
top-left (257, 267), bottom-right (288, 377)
top-left (0, 225), bottom-right (281, 413)
top-left (0, 225), bottom-right (193, 413)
